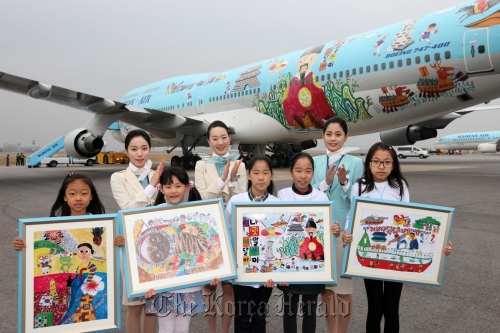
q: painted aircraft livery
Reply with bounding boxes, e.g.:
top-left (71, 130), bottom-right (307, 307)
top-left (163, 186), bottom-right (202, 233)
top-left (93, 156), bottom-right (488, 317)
top-left (434, 130), bottom-right (500, 152)
top-left (1, 0), bottom-right (500, 168)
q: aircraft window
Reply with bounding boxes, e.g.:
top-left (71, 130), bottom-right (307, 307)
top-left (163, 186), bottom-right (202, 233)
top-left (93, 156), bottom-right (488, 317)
top-left (406, 58), bottom-right (411, 66)
top-left (397, 60), bottom-right (402, 67)
top-left (359, 67), bottom-right (363, 74)
top-left (177, 104), bottom-right (179, 109)
top-left (374, 64), bottom-right (378, 71)
top-left (200, 100), bottom-right (202, 105)
top-left (182, 103), bottom-right (184, 107)
top-left (253, 89), bottom-right (256, 94)
top-left (273, 85), bottom-right (276, 90)
top-left (478, 45), bottom-right (485, 54)
top-left (327, 74), bottom-right (331, 80)
top-left (339, 71), bottom-right (344, 78)
top-left (238, 92), bottom-right (241, 97)
top-left (352, 68), bottom-right (356, 75)
top-left (381, 63), bottom-right (386, 70)
top-left (321, 75), bottom-right (325, 81)
top-left (257, 88), bottom-right (260, 93)
top-left (425, 54), bottom-right (430, 62)
top-left (389, 61), bottom-right (394, 69)
top-left (445, 51), bottom-right (451, 59)
top-left (434, 53), bottom-right (440, 61)
top-left (346, 70), bottom-right (350, 77)
top-left (366, 65), bottom-right (371, 73)
top-left (209, 98), bottom-right (211, 102)
top-left (224, 95), bottom-right (226, 100)
top-left (313, 76), bottom-right (318, 83)
top-left (310, 77), bottom-right (314, 84)
top-left (333, 72), bottom-right (337, 79)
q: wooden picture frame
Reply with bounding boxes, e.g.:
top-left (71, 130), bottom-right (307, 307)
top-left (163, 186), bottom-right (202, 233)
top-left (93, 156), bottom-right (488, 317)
top-left (119, 199), bottom-right (237, 298)
top-left (231, 202), bottom-right (336, 284)
top-left (341, 197), bottom-right (454, 286)
top-left (18, 214), bottom-right (120, 333)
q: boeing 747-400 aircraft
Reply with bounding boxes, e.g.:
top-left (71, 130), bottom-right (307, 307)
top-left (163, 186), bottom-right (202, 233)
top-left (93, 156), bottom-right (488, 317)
top-left (2, 0), bottom-right (500, 168)
top-left (434, 131), bottom-right (500, 152)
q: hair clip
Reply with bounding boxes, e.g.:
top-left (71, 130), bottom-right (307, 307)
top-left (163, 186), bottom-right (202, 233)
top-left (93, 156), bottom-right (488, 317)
top-left (156, 183), bottom-right (163, 193)
top-left (188, 180), bottom-right (194, 191)
top-left (68, 172), bottom-right (74, 177)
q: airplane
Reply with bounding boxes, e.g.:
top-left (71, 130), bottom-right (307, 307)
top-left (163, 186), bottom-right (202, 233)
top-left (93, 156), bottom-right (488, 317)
top-left (2, 0), bottom-right (500, 169)
top-left (434, 131), bottom-right (500, 152)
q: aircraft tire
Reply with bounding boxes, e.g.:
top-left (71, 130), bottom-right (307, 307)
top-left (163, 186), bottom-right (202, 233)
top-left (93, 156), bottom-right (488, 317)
top-left (190, 155), bottom-right (202, 169)
top-left (103, 155), bottom-right (109, 164)
top-left (171, 156), bottom-right (181, 167)
top-left (181, 155), bottom-right (191, 170)
top-left (281, 154), bottom-right (291, 168)
top-left (86, 159), bottom-right (94, 166)
top-left (271, 154), bottom-right (282, 168)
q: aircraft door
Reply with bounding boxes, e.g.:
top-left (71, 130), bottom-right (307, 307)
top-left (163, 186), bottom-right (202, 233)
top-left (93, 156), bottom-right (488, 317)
top-left (197, 91), bottom-right (204, 114)
top-left (463, 28), bottom-right (493, 73)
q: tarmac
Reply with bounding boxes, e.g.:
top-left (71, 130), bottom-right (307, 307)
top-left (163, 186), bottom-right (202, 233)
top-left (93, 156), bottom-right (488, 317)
top-left (1, 154), bottom-right (499, 332)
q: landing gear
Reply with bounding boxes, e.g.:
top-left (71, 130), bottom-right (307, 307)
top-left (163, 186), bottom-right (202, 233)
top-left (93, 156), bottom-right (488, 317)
top-left (169, 137), bottom-right (203, 170)
top-left (270, 154), bottom-right (282, 168)
top-left (238, 143), bottom-right (295, 169)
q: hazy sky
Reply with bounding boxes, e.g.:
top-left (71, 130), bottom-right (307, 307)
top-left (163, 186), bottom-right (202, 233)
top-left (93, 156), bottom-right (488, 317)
top-left (1, 0), bottom-right (499, 152)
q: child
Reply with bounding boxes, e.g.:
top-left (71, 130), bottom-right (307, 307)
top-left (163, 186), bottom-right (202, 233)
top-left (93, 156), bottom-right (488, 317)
top-left (343, 142), bottom-right (452, 333)
top-left (13, 173), bottom-right (125, 250)
top-left (145, 167), bottom-right (220, 333)
top-left (225, 156), bottom-right (278, 333)
top-left (275, 152), bottom-right (339, 333)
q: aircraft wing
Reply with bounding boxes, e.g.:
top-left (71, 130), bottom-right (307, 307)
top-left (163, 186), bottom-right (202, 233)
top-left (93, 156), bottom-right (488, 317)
top-left (0, 71), bottom-right (208, 135)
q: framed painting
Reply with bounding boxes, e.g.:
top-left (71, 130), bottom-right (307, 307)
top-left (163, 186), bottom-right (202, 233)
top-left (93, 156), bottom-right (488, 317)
top-left (18, 214), bottom-right (120, 333)
top-left (341, 197), bottom-right (454, 286)
top-left (119, 199), bottom-right (237, 298)
top-left (231, 202), bottom-right (336, 284)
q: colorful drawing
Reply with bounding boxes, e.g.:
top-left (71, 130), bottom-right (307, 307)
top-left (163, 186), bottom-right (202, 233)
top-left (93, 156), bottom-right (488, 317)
top-left (268, 59), bottom-right (289, 74)
top-left (28, 227), bottom-right (111, 329)
top-left (465, 8), bottom-right (500, 27)
top-left (457, 0), bottom-right (500, 23)
top-left (351, 206), bottom-right (445, 277)
top-left (419, 23), bottom-right (439, 44)
top-left (387, 18), bottom-right (420, 51)
top-left (417, 61), bottom-right (469, 98)
top-left (379, 85), bottom-right (414, 113)
top-left (240, 211), bottom-right (325, 274)
top-left (233, 65), bottom-right (262, 91)
top-left (319, 39), bottom-right (346, 70)
top-left (121, 201), bottom-right (236, 297)
top-left (373, 34), bottom-right (389, 56)
top-left (282, 45), bottom-right (336, 129)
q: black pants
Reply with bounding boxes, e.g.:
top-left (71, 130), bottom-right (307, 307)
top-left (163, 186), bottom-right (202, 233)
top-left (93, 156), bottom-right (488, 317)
top-left (234, 285), bottom-right (273, 333)
top-left (282, 293), bottom-right (318, 333)
top-left (364, 279), bottom-right (403, 333)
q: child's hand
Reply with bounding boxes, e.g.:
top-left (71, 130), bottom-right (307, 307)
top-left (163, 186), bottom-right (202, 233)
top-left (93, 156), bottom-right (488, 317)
top-left (146, 289), bottom-right (156, 299)
top-left (13, 237), bottom-right (26, 251)
top-left (342, 229), bottom-right (353, 246)
top-left (210, 278), bottom-right (221, 286)
top-left (114, 236), bottom-right (125, 247)
top-left (330, 221), bottom-right (340, 235)
top-left (278, 282), bottom-right (289, 287)
top-left (443, 241), bottom-right (453, 256)
top-left (264, 279), bottom-right (275, 288)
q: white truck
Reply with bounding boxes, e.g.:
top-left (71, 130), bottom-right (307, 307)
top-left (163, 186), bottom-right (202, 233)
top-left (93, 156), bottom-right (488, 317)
top-left (35, 156), bottom-right (96, 167)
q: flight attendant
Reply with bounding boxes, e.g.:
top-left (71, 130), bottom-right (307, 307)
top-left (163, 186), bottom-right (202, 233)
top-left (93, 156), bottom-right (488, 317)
top-left (311, 117), bottom-right (363, 333)
top-left (195, 120), bottom-right (246, 333)
top-left (110, 129), bottom-right (164, 333)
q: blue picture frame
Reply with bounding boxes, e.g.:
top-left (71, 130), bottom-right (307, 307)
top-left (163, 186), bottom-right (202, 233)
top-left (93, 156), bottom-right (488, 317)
top-left (341, 197), bottom-right (454, 286)
top-left (119, 198), bottom-right (237, 298)
top-left (18, 214), bottom-right (121, 333)
top-left (231, 201), bottom-right (336, 284)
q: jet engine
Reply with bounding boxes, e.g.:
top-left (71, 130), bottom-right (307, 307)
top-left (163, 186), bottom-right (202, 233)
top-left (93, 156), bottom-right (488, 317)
top-left (478, 143), bottom-right (500, 153)
top-left (380, 126), bottom-right (437, 146)
top-left (64, 128), bottom-right (104, 158)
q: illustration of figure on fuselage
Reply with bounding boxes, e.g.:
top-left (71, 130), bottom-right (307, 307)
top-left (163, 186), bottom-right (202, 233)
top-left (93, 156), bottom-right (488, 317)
top-left (283, 44), bottom-right (336, 129)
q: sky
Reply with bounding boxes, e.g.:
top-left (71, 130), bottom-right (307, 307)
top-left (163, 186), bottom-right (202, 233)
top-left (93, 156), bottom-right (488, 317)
top-left (1, 0), bottom-right (500, 153)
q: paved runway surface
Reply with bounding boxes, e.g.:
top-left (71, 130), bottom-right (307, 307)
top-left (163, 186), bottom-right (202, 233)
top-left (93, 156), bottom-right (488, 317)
top-left (1, 155), bottom-right (499, 332)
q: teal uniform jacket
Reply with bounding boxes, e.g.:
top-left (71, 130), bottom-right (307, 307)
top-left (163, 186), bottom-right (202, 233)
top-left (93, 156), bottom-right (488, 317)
top-left (311, 154), bottom-right (363, 230)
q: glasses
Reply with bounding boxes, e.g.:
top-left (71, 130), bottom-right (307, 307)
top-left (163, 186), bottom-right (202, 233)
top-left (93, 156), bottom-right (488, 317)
top-left (370, 160), bottom-right (393, 168)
